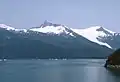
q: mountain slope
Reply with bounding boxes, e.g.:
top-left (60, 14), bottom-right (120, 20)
top-left (72, 26), bottom-right (116, 49)
top-left (0, 24), bottom-right (27, 32)
top-left (0, 22), bottom-right (113, 59)
top-left (0, 21), bottom-right (120, 49)
top-left (29, 20), bottom-right (75, 37)
top-left (28, 21), bottom-right (120, 49)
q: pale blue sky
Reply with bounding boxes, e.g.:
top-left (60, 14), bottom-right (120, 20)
top-left (0, 0), bottom-right (120, 32)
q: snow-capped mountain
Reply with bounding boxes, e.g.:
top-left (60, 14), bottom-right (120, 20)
top-left (0, 21), bottom-right (76, 37)
top-left (0, 21), bottom-right (120, 49)
top-left (0, 22), bottom-right (112, 59)
top-left (29, 20), bottom-right (75, 37)
top-left (72, 26), bottom-right (116, 48)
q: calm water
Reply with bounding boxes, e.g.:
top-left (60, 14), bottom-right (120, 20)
top-left (0, 59), bottom-right (120, 82)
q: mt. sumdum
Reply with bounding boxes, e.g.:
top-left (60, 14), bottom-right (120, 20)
top-left (0, 21), bottom-right (117, 59)
top-left (0, 21), bottom-right (119, 49)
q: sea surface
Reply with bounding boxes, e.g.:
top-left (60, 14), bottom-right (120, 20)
top-left (0, 59), bottom-right (120, 82)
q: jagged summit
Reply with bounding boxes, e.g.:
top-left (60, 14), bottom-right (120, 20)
top-left (96, 26), bottom-right (105, 31)
top-left (82, 26), bottom-right (115, 34)
top-left (29, 21), bottom-right (74, 36)
top-left (43, 20), bottom-right (53, 26)
top-left (40, 20), bottom-right (62, 28)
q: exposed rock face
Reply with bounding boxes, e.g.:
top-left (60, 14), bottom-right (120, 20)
top-left (105, 49), bottom-right (120, 68)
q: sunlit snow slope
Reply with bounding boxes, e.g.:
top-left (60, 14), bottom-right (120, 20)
top-left (72, 26), bottom-right (115, 48)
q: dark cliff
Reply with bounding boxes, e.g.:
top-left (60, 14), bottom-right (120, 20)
top-left (105, 49), bottom-right (120, 68)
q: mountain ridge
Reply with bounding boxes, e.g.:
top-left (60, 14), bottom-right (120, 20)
top-left (0, 26), bottom-right (113, 59)
top-left (0, 21), bottom-right (119, 49)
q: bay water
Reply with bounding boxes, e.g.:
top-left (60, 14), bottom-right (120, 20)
top-left (0, 59), bottom-right (120, 82)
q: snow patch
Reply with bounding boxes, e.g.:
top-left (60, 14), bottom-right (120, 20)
top-left (30, 26), bottom-right (69, 34)
top-left (30, 21), bottom-right (75, 37)
top-left (0, 24), bottom-right (15, 30)
top-left (72, 26), bottom-right (113, 48)
top-left (0, 24), bottom-right (27, 32)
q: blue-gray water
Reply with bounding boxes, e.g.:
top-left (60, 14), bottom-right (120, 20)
top-left (0, 59), bottom-right (120, 82)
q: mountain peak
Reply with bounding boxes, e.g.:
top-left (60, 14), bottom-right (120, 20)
top-left (86, 26), bottom-right (115, 34)
top-left (29, 21), bottom-right (74, 36)
top-left (96, 26), bottom-right (105, 31)
top-left (96, 26), bottom-right (115, 34)
top-left (87, 26), bottom-right (104, 30)
top-left (43, 20), bottom-right (52, 26)
top-left (72, 26), bottom-right (114, 48)
top-left (40, 20), bottom-right (61, 28)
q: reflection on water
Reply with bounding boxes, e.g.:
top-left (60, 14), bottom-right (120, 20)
top-left (0, 59), bottom-right (120, 82)
top-left (106, 68), bottom-right (120, 82)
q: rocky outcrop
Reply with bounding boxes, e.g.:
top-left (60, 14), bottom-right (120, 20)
top-left (105, 49), bottom-right (120, 68)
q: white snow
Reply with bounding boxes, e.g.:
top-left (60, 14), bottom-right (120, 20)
top-left (0, 23), bottom-right (74, 36)
top-left (30, 25), bottom-right (72, 35)
top-left (0, 24), bottom-right (15, 30)
top-left (72, 26), bottom-right (113, 48)
top-left (0, 23), bottom-right (116, 49)
top-left (29, 20), bottom-right (75, 36)
top-left (69, 33), bottom-right (74, 36)
top-left (15, 29), bottom-right (27, 32)
top-left (0, 24), bottom-right (27, 32)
